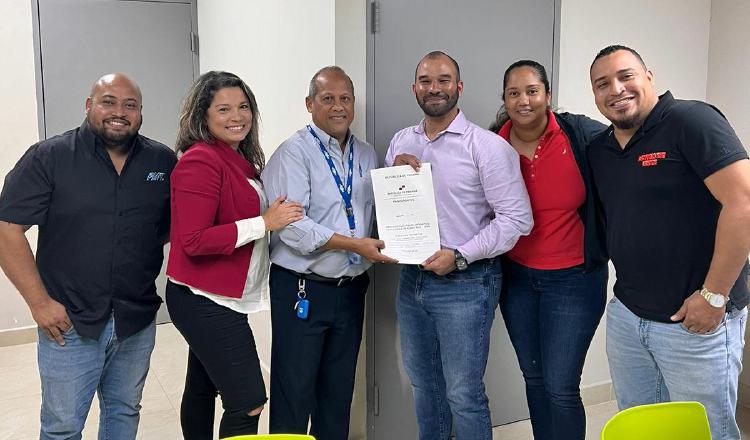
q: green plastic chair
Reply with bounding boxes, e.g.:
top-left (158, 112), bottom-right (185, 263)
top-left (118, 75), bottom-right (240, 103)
top-left (600, 401), bottom-right (711, 440)
top-left (221, 435), bottom-right (315, 440)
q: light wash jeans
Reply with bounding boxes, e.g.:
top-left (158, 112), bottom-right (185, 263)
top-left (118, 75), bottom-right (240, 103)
top-left (397, 258), bottom-right (501, 440)
top-left (37, 315), bottom-right (156, 440)
top-left (607, 297), bottom-right (746, 440)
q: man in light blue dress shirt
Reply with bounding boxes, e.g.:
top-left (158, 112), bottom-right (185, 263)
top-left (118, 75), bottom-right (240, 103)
top-left (262, 66), bottom-right (395, 440)
top-left (385, 51), bottom-right (533, 440)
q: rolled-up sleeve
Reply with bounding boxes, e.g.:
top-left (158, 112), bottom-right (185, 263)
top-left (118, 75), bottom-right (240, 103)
top-left (457, 139), bottom-right (533, 263)
top-left (261, 141), bottom-right (335, 255)
top-left (235, 216), bottom-right (266, 247)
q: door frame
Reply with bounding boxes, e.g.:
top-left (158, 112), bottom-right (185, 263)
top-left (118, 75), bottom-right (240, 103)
top-left (364, 1), bottom-right (562, 438)
top-left (29, 0), bottom-right (200, 141)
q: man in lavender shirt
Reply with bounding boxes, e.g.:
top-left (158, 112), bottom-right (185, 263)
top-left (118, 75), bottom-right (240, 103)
top-left (384, 51), bottom-right (532, 440)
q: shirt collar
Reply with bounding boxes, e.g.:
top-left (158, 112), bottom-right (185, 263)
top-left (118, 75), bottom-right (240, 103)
top-left (604, 91), bottom-right (674, 148)
top-left (641, 91), bottom-right (674, 133)
top-left (497, 118), bottom-right (511, 140)
top-left (78, 119), bottom-right (98, 153)
top-left (543, 108), bottom-right (561, 136)
top-left (413, 109), bottom-right (469, 136)
top-left (78, 119), bottom-right (140, 156)
top-left (497, 108), bottom-right (559, 141)
top-left (309, 121), bottom-right (352, 149)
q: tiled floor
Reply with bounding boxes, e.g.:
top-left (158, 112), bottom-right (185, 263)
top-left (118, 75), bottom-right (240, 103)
top-left (1, 323), bottom-right (749, 439)
top-left (0, 323), bottom-right (234, 440)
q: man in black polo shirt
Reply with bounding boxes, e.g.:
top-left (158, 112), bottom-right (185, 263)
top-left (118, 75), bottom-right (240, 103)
top-left (588, 45), bottom-right (750, 440)
top-left (0, 73), bottom-right (176, 439)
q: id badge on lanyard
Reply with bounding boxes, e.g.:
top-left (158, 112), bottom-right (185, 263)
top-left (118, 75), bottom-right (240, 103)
top-left (348, 229), bottom-right (362, 265)
top-left (307, 125), bottom-right (361, 266)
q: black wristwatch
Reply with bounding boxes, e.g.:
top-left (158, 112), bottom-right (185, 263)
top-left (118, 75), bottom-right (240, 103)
top-left (454, 249), bottom-right (468, 271)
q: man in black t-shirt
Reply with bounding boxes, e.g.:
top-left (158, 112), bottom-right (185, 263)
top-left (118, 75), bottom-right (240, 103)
top-left (0, 74), bottom-right (176, 439)
top-left (588, 45), bottom-right (750, 440)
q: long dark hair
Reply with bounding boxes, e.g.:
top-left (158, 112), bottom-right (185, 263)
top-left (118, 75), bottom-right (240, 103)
top-left (489, 60), bottom-right (551, 133)
top-left (175, 71), bottom-right (265, 174)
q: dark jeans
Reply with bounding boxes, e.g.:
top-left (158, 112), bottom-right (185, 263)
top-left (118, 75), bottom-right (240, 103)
top-left (269, 264), bottom-right (368, 440)
top-left (499, 259), bottom-right (607, 440)
top-left (166, 280), bottom-right (266, 440)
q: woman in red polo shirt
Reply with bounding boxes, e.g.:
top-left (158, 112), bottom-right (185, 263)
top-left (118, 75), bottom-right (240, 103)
top-left (491, 60), bottom-right (609, 440)
top-left (165, 71), bottom-right (303, 439)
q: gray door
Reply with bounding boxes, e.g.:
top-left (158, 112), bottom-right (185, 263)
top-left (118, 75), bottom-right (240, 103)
top-left (36, 0), bottom-right (198, 322)
top-left (366, 0), bottom-right (558, 438)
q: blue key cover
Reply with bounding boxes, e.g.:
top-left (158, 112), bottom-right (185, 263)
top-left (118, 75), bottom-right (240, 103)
top-left (296, 298), bottom-right (310, 320)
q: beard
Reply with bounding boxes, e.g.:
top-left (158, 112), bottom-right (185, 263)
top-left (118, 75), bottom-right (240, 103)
top-left (98, 128), bottom-right (137, 147)
top-left (610, 111), bottom-right (646, 131)
top-left (88, 116), bottom-right (139, 148)
top-left (418, 91), bottom-right (459, 117)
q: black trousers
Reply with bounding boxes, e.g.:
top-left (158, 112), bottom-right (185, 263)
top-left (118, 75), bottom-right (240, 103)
top-left (269, 264), bottom-right (368, 440)
top-left (166, 280), bottom-right (267, 439)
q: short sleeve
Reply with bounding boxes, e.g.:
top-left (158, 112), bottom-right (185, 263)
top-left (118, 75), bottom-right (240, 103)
top-left (678, 103), bottom-right (749, 179)
top-left (0, 143), bottom-right (54, 226)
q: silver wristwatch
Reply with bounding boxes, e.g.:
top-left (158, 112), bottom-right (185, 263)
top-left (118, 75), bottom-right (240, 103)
top-left (454, 250), bottom-right (468, 271)
top-left (699, 286), bottom-right (728, 308)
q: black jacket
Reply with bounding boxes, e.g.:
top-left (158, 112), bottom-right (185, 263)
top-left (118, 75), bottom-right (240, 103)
top-left (553, 112), bottom-right (608, 272)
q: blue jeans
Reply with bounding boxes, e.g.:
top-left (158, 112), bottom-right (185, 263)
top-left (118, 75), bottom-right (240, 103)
top-left (499, 260), bottom-right (607, 440)
top-left (397, 258), bottom-right (501, 440)
top-left (607, 297), bottom-right (747, 440)
top-left (37, 315), bottom-right (156, 440)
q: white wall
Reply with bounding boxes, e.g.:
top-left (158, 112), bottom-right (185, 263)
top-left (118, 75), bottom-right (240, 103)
top-left (707, 0), bottom-right (750, 149)
top-left (197, 0), bottom-right (366, 157)
top-left (0, 0), bottom-right (41, 332)
top-left (706, 0), bottom-right (750, 393)
top-left (558, 0), bottom-right (712, 121)
top-left (197, 0), bottom-right (336, 159)
top-left (335, 0), bottom-right (367, 140)
top-left (334, 1), bottom-right (369, 437)
top-left (197, 1), bottom-right (370, 436)
top-left (558, 0), bottom-right (713, 390)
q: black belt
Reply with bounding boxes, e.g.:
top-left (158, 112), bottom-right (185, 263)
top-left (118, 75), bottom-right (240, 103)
top-left (274, 264), bottom-right (365, 287)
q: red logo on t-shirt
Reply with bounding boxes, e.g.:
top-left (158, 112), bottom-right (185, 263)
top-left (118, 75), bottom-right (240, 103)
top-left (638, 152), bottom-right (667, 167)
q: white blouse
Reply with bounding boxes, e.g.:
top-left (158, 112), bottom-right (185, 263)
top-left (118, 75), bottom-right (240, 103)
top-left (171, 178), bottom-right (270, 314)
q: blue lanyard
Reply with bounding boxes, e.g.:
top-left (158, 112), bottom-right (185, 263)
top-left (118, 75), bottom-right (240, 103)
top-left (307, 125), bottom-right (356, 235)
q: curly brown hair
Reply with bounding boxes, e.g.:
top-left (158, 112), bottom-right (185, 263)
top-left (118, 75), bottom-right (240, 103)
top-left (175, 71), bottom-right (265, 174)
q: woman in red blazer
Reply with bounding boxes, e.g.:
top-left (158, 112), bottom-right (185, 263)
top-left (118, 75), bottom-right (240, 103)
top-left (166, 71), bottom-right (302, 439)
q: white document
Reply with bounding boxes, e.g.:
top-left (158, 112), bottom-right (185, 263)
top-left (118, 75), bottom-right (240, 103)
top-left (370, 163), bottom-right (441, 264)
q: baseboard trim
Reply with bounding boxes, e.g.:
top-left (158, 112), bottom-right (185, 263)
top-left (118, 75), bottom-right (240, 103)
top-left (0, 325), bottom-right (38, 347)
top-left (581, 380), bottom-right (614, 406)
top-left (581, 379), bottom-right (750, 409)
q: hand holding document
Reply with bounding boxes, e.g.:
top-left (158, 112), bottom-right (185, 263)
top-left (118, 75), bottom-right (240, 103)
top-left (370, 163), bottom-right (441, 264)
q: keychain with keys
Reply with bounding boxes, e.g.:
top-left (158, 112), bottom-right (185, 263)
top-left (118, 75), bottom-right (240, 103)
top-left (294, 278), bottom-right (310, 320)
